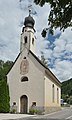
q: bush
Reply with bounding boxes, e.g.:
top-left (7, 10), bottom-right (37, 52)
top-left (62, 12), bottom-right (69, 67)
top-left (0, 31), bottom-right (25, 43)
top-left (29, 108), bottom-right (42, 115)
top-left (10, 109), bottom-right (16, 114)
top-left (0, 80), bottom-right (10, 113)
top-left (29, 108), bottom-right (36, 114)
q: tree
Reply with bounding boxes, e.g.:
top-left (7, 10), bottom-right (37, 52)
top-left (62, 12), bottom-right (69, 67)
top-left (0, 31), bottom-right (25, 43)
top-left (62, 78), bottom-right (72, 96)
top-left (0, 80), bottom-right (10, 112)
top-left (61, 78), bottom-right (72, 104)
top-left (67, 96), bottom-right (72, 105)
top-left (41, 51), bottom-right (48, 66)
top-left (0, 60), bottom-right (13, 81)
top-left (34, 0), bottom-right (72, 37)
top-left (0, 60), bottom-right (13, 112)
top-left (61, 94), bottom-right (69, 103)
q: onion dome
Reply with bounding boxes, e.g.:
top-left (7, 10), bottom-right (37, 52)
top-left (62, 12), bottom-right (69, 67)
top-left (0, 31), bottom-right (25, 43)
top-left (24, 14), bottom-right (35, 28)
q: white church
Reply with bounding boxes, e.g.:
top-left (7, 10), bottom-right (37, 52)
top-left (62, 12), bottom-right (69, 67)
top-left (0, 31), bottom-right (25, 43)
top-left (7, 12), bottom-right (61, 114)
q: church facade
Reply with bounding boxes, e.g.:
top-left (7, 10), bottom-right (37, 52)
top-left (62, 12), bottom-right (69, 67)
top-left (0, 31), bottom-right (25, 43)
top-left (7, 13), bottom-right (61, 114)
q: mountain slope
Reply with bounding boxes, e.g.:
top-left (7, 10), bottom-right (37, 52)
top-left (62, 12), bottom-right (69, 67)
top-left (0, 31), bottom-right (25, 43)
top-left (62, 78), bottom-right (72, 96)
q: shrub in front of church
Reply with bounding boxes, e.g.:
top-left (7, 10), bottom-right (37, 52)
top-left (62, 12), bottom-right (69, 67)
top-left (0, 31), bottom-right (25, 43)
top-left (0, 80), bottom-right (10, 113)
top-left (10, 109), bottom-right (16, 114)
top-left (29, 107), bottom-right (42, 115)
top-left (29, 108), bottom-right (36, 114)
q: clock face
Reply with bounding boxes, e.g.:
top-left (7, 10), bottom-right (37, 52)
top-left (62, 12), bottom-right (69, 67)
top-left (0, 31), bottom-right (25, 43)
top-left (20, 58), bottom-right (29, 75)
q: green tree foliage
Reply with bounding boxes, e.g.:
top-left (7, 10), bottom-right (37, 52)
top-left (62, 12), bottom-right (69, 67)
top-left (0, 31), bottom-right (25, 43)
top-left (62, 78), bottom-right (72, 104)
top-left (67, 96), bottom-right (72, 104)
top-left (0, 80), bottom-right (10, 112)
top-left (0, 60), bottom-right (13, 81)
top-left (0, 60), bottom-right (13, 112)
top-left (34, 0), bottom-right (72, 37)
top-left (41, 51), bottom-right (48, 66)
top-left (62, 78), bottom-right (72, 96)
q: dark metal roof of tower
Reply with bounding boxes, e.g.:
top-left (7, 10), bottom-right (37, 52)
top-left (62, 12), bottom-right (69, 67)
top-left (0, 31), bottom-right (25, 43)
top-left (24, 14), bottom-right (35, 28)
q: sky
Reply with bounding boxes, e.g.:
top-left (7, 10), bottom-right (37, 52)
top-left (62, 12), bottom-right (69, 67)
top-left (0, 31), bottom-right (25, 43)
top-left (0, 0), bottom-right (72, 82)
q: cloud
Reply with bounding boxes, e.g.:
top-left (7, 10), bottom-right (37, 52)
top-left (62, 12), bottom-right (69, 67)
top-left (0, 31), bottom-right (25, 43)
top-left (51, 59), bottom-right (72, 81)
top-left (0, 0), bottom-right (72, 81)
top-left (49, 28), bottom-right (72, 81)
top-left (0, 0), bottom-right (21, 61)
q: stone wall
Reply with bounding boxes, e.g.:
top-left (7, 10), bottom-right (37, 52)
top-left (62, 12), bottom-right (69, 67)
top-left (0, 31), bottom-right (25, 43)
top-left (45, 106), bottom-right (61, 114)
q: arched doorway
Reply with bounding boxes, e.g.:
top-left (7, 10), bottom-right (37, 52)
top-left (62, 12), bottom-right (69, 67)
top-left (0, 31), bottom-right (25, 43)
top-left (20, 95), bottom-right (28, 113)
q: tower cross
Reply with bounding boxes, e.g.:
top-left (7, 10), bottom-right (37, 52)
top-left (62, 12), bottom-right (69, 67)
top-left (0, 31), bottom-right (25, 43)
top-left (28, 5), bottom-right (32, 16)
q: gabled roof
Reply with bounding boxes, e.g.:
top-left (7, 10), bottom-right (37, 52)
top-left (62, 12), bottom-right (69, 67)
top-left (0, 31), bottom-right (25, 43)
top-left (29, 50), bottom-right (48, 69)
top-left (29, 50), bottom-right (61, 86)
top-left (7, 50), bottom-right (61, 86)
top-left (7, 53), bottom-right (21, 75)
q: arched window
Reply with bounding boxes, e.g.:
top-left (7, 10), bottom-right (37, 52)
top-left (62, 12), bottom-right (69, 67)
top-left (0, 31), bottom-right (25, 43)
top-left (23, 57), bottom-right (26, 59)
top-left (21, 76), bottom-right (28, 82)
top-left (32, 38), bottom-right (34, 45)
top-left (13, 102), bottom-right (16, 106)
top-left (24, 36), bottom-right (27, 43)
top-left (52, 84), bottom-right (55, 103)
top-left (57, 88), bottom-right (59, 103)
top-left (32, 102), bottom-right (36, 106)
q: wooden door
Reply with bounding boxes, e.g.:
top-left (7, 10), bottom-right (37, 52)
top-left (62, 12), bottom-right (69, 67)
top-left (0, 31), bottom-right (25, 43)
top-left (20, 95), bottom-right (28, 113)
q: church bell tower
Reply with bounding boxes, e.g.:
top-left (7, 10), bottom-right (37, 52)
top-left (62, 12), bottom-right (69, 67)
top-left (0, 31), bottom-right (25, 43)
top-left (20, 11), bottom-right (36, 54)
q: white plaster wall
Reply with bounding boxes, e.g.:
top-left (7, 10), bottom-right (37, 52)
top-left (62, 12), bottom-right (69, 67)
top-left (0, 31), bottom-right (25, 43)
top-left (7, 54), bottom-right (21, 112)
top-left (7, 49), bottom-right (45, 113)
top-left (44, 75), bottom-right (61, 107)
top-left (20, 27), bottom-right (36, 54)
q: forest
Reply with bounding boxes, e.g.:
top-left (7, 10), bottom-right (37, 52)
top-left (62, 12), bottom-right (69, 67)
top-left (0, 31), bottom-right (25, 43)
top-left (62, 78), bottom-right (72, 104)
